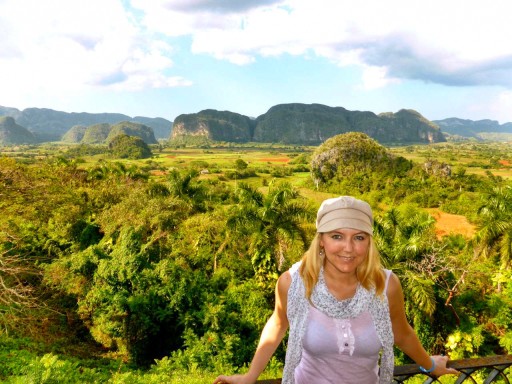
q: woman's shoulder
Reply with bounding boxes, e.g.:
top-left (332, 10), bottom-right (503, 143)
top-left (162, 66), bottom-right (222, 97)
top-left (289, 260), bottom-right (302, 275)
top-left (278, 262), bottom-right (299, 289)
top-left (384, 270), bottom-right (402, 295)
top-left (277, 270), bottom-right (292, 292)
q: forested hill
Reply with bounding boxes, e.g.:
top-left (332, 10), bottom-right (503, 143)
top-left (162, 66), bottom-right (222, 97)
top-left (61, 121), bottom-right (158, 145)
top-left (172, 103), bottom-right (446, 145)
top-left (0, 106), bottom-right (172, 141)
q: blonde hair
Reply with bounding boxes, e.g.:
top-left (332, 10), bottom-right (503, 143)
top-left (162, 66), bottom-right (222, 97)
top-left (299, 233), bottom-right (386, 300)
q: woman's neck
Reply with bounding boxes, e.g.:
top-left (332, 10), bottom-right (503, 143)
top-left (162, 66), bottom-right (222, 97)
top-left (323, 262), bottom-right (359, 300)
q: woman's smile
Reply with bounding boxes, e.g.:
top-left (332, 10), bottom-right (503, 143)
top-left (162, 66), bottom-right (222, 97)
top-left (320, 228), bottom-right (370, 276)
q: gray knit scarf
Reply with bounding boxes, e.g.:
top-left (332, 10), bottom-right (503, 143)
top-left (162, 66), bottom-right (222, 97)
top-left (282, 262), bottom-right (394, 383)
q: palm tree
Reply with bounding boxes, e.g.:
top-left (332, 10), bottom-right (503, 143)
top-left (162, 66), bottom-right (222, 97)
top-left (475, 186), bottom-right (512, 267)
top-left (226, 181), bottom-right (313, 287)
top-left (167, 169), bottom-right (207, 212)
top-left (374, 206), bottom-right (438, 318)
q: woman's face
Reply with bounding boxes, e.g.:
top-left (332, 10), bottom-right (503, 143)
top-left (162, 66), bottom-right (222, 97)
top-left (320, 228), bottom-right (370, 275)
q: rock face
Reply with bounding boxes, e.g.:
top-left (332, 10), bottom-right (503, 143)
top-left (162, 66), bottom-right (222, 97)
top-left (0, 116), bottom-right (37, 145)
top-left (172, 109), bottom-right (255, 142)
top-left (172, 103), bottom-right (446, 145)
top-left (377, 109), bottom-right (445, 143)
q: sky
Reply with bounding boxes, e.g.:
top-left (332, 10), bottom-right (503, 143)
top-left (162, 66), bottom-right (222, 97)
top-left (1, 0), bottom-right (512, 124)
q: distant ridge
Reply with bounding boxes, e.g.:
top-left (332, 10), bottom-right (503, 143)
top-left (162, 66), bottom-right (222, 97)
top-left (172, 103), bottom-right (446, 145)
top-left (2, 104), bottom-right (512, 145)
top-left (433, 117), bottom-right (512, 140)
top-left (0, 106), bottom-right (172, 142)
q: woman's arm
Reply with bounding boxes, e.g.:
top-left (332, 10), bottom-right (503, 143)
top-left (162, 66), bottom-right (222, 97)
top-left (387, 272), bottom-right (459, 377)
top-left (213, 271), bottom-right (291, 384)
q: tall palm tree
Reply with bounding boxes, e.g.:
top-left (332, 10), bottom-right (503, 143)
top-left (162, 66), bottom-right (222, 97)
top-left (226, 181), bottom-right (313, 287)
top-left (374, 206), bottom-right (438, 318)
top-left (475, 186), bottom-right (512, 267)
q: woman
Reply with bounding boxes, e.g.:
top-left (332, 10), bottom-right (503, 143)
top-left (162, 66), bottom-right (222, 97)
top-left (214, 196), bottom-right (459, 383)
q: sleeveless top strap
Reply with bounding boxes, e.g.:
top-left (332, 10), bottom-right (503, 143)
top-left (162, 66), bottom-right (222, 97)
top-left (384, 269), bottom-right (392, 292)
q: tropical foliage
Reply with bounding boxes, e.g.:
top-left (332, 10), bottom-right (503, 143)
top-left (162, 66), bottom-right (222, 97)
top-left (1, 133), bottom-right (512, 382)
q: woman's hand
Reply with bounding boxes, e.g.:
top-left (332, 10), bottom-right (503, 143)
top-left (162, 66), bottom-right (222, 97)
top-left (430, 355), bottom-right (459, 377)
top-left (212, 374), bottom-right (254, 384)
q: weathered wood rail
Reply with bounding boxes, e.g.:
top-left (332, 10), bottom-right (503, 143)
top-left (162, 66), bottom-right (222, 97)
top-left (256, 355), bottom-right (512, 383)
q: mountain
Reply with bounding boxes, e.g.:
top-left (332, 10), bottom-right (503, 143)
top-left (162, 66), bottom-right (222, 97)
top-left (64, 121), bottom-right (157, 145)
top-left (131, 116), bottom-right (172, 139)
top-left (106, 122), bottom-right (157, 144)
top-left (5, 103), bottom-right (512, 146)
top-left (61, 125), bottom-right (88, 143)
top-left (0, 116), bottom-right (37, 145)
top-left (433, 118), bottom-right (512, 140)
top-left (172, 109), bottom-right (254, 143)
top-left (0, 106), bottom-right (172, 141)
top-left (81, 123), bottom-right (112, 144)
top-left (0, 106), bottom-right (22, 120)
top-left (172, 103), bottom-right (446, 145)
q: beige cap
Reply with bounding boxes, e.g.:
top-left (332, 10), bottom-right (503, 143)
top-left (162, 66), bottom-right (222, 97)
top-left (316, 196), bottom-right (373, 234)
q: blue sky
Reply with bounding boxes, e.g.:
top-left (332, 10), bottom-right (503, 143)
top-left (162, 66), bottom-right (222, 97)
top-left (1, 0), bottom-right (512, 123)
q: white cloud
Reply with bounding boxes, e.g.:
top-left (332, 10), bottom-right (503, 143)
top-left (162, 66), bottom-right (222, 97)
top-left (360, 66), bottom-right (399, 90)
top-left (2, 0), bottom-right (512, 119)
top-left (0, 0), bottom-right (191, 101)
top-left (132, 0), bottom-right (512, 87)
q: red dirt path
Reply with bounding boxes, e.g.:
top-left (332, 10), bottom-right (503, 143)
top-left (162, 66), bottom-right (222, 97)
top-left (427, 209), bottom-right (476, 239)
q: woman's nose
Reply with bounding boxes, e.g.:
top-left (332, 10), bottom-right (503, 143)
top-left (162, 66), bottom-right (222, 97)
top-left (342, 239), bottom-right (354, 251)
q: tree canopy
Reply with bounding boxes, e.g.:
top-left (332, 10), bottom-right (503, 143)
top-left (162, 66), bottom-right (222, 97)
top-left (108, 134), bottom-right (153, 159)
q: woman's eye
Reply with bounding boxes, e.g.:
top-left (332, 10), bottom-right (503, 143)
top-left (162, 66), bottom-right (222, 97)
top-left (355, 235), bottom-right (366, 241)
top-left (331, 234), bottom-right (342, 240)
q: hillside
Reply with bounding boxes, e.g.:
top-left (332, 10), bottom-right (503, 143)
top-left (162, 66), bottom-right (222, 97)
top-left (65, 121), bottom-right (157, 145)
top-left (106, 121), bottom-right (158, 144)
top-left (61, 125), bottom-right (87, 143)
top-left (0, 116), bottom-right (37, 145)
top-left (172, 109), bottom-right (254, 143)
top-left (172, 103), bottom-right (446, 145)
top-left (81, 123), bottom-right (112, 144)
top-left (0, 106), bottom-right (172, 141)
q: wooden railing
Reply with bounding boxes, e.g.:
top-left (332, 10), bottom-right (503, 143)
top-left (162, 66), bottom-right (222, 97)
top-left (256, 355), bottom-right (512, 383)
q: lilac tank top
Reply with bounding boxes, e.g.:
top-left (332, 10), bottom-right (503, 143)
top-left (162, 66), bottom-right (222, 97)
top-left (294, 271), bottom-right (392, 384)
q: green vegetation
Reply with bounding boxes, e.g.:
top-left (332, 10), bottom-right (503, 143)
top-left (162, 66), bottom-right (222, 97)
top-left (108, 134), bottom-right (153, 159)
top-left (1, 133), bottom-right (512, 382)
top-left (310, 132), bottom-right (412, 186)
